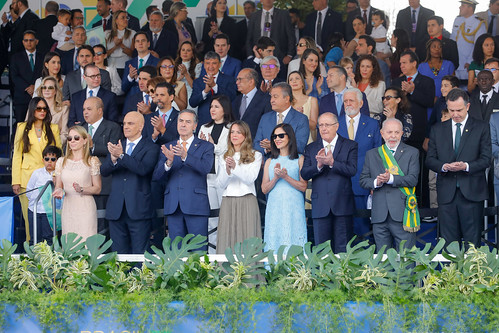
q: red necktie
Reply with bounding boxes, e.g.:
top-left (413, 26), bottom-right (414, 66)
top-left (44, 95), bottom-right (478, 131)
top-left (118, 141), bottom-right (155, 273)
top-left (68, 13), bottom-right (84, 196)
top-left (407, 77), bottom-right (413, 82)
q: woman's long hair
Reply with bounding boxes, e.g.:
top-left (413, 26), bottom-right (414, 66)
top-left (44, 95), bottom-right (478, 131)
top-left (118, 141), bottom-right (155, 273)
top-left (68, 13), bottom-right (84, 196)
top-left (205, 95), bottom-right (234, 128)
top-left (224, 121), bottom-right (255, 164)
top-left (472, 33), bottom-right (499, 64)
top-left (107, 10), bottom-right (132, 43)
top-left (21, 97), bottom-right (56, 153)
top-left (63, 125), bottom-right (92, 167)
top-left (35, 76), bottom-right (63, 112)
top-left (158, 56), bottom-right (178, 85)
top-left (299, 48), bottom-right (321, 79)
top-left (269, 123), bottom-right (299, 160)
top-left (424, 38), bottom-right (443, 63)
top-left (175, 41), bottom-right (199, 79)
top-left (354, 54), bottom-right (383, 88)
top-left (287, 71), bottom-right (307, 95)
top-left (385, 86), bottom-right (410, 114)
top-left (41, 52), bottom-right (62, 83)
top-left (390, 28), bottom-right (410, 63)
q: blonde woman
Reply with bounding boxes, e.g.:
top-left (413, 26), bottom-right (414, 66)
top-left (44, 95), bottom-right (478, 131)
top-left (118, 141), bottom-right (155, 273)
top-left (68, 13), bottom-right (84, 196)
top-left (53, 126), bottom-right (101, 240)
top-left (288, 71), bottom-right (319, 143)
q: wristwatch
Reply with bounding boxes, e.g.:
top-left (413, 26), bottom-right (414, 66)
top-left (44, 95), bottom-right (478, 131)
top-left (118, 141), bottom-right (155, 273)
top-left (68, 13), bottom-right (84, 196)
top-left (119, 153), bottom-right (124, 159)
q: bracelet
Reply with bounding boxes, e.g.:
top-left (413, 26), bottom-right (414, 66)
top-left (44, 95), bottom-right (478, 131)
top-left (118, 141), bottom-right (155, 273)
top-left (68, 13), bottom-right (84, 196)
top-left (80, 187), bottom-right (84, 193)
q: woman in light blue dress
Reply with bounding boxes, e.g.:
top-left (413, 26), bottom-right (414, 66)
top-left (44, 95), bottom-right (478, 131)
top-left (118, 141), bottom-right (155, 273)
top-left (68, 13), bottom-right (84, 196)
top-left (262, 124), bottom-right (308, 252)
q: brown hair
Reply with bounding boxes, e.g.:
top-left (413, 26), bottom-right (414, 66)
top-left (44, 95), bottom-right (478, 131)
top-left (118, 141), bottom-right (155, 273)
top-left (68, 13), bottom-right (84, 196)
top-left (354, 54), bottom-right (383, 88)
top-left (224, 121), bottom-right (255, 164)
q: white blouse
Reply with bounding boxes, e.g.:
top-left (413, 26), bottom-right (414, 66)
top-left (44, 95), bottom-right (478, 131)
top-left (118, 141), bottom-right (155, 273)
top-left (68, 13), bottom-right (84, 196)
top-left (216, 151), bottom-right (262, 197)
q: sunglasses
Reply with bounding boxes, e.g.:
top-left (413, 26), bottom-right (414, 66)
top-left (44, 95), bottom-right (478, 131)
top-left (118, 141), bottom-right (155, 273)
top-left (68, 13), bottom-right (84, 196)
top-left (382, 95), bottom-right (398, 101)
top-left (160, 65), bottom-right (175, 69)
top-left (23, 39), bottom-right (35, 42)
top-left (296, 43), bottom-right (307, 47)
top-left (44, 157), bottom-right (57, 162)
top-left (149, 89), bottom-right (155, 94)
top-left (41, 86), bottom-right (55, 90)
top-left (67, 135), bottom-right (80, 142)
top-left (35, 107), bottom-right (48, 111)
top-left (271, 133), bottom-right (287, 140)
top-left (261, 64), bottom-right (277, 69)
top-left (95, 51), bottom-right (105, 56)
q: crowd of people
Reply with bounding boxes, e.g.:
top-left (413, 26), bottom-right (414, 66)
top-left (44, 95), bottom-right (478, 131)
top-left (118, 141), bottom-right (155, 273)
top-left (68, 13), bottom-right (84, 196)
top-left (6, 0), bottom-right (499, 254)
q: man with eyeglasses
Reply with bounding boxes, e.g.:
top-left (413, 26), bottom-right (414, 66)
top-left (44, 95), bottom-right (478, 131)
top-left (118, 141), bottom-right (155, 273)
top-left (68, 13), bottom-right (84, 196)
top-left (468, 70), bottom-right (499, 121)
top-left (68, 64), bottom-right (118, 126)
top-left (484, 57), bottom-right (499, 92)
top-left (259, 55), bottom-right (284, 94)
top-left (122, 65), bottom-right (157, 116)
top-left (301, 112), bottom-right (358, 253)
top-left (360, 118), bottom-right (420, 251)
top-left (10, 30), bottom-right (43, 122)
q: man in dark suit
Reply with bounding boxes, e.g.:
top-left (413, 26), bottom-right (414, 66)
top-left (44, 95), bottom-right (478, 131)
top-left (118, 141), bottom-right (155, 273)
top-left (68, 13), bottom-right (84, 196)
top-left (253, 82), bottom-right (309, 156)
top-left (320, 66), bottom-right (370, 117)
top-left (59, 26), bottom-right (87, 74)
top-left (303, 0), bottom-right (343, 52)
top-left (144, 82), bottom-right (179, 145)
top-left (34, 1), bottom-right (58, 57)
top-left (395, 0), bottom-right (435, 47)
top-left (146, 10), bottom-right (177, 59)
top-left (415, 16), bottom-right (459, 70)
top-left (10, 30), bottom-right (43, 122)
top-left (1, 0), bottom-right (39, 55)
top-left (245, 0), bottom-right (295, 66)
top-left (92, 0), bottom-right (112, 31)
top-left (392, 50), bottom-right (435, 149)
top-left (189, 51), bottom-right (237, 128)
top-left (301, 112), bottom-right (358, 252)
top-left (345, 0), bottom-right (379, 41)
top-left (426, 88), bottom-right (492, 247)
top-left (337, 88), bottom-right (382, 242)
top-left (110, 0), bottom-right (140, 31)
top-left (199, 34), bottom-right (242, 79)
top-left (259, 56), bottom-right (284, 93)
top-left (233, 0), bottom-right (256, 61)
top-left (62, 45), bottom-right (112, 101)
top-left (241, 36), bottom-right (275, 76)
top-left (360, 118), bottom-right (420, 250)
top-left (122, 65), bottom-right (156, 116)
top-left (82, 96), bottom-right (121, 234)
top-left (140, 5), bottom-right (160, 33)
top-left (152, 110), bottom-right (214, 251)
top-left (232, 68), bottom-right (272, 138)
top-left (469, 70), bottom-right (499, 121)
top-left (68, 64), bottom-right (118, 126)
top-left (101, 111), bottom-right (159, 254)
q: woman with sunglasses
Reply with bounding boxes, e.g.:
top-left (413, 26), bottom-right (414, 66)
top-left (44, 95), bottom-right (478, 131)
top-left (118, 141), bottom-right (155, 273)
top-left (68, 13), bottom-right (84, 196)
top-left (53, 126), bottom-right (102, 241)
top-left (12, 97), bottom-right (61, 242)
top-left (374, 87), bottom-right (413, 142)
top-left (216, 120), bottom-right (262, 253)
top-left (33, 77), bottom-right (69, 145)
top-left (262, 124), bottom-right (307, 252)
top-left (298, 48), bottom-right (329, 101)
top-left (93, 44), bottom-right (124, 96)
top-left (288, 37), bottom-right (327, 78)
top-left (105, 10), bottom-right (135, 71)
top-left (33, 52), bottom-right (65, 96)
top-left (157, 56), bottom-right (188, 110)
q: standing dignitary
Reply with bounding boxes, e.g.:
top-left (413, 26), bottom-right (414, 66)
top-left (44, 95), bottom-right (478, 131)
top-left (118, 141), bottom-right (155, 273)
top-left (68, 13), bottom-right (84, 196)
top-left (1, 0), bottom-right (39, 55)
top-left (469, 69), bottom-right (499, 121)
top-left (426, 88), bottom-right (492, 247)
top-left (476, 0), bottom-right (499, 37)
top-left (359, 118), bottom-right (421, 251)
top-left (301, 112), bottom-right (358, 253)
top-left (395, 0), bottom-right (435, 48)
top-left (303, 0), bottom-right (343, 53)
top-left (345, 0), bottom-right (379, 41)
top-left (101, 111), bottom-right (159, 254)
top-left (153, 110), bottom-right (214, 252)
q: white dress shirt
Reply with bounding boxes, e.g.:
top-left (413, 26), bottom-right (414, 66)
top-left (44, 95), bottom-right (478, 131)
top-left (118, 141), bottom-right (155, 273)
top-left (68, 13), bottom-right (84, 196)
top-left (216, 151), bottom-right (263, 197)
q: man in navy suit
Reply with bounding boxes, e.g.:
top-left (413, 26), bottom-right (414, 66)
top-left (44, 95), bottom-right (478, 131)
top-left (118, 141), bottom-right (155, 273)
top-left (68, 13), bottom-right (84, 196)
top-left (144, 82), bottom-right (179, 145)
top-left (232, 68), bottom-right (272, 138)
top-left (101, 111), bottom-right (159, 254)
top-left (110, 0), bottom-right (140, 31)
top-left (253, 82), bottom-right (309, 156)
top-left (320, 66), bottom-right (370, 117)
top-left (34, 1), bottom-right (58, 57)
top-left (303, 0), bottom-right (343, 52)
top-left (122, 65), bottom-right (157, 116)
top-left (189, 51), bottom-right (237, 128)
top-left (59, 26), bottom-right (87, 75)
top-left (10, 30), bottom-right (43, 122)
top-left (337, 88), bottom-right (382, 241)
top-left (147, 10), bottom-right (177, 59)
top-left (199, 34), bottom-right (242, 79)
top-left (395, 0), bottom-right (434, 48)
top-left (1, 0), bottom-right (39, 55)
top-left (92, 0), bottom-right (112, 31)
top-left (153, 110), bottom-right (214, 251)
top-left (122, 32), bottom-right (159, 101)
top-left (259, 56), bottom-right (284, 93)
top-left (68, 64), bottom-right (118, 126)
top-left (301, 112), bottom-right (358, 252)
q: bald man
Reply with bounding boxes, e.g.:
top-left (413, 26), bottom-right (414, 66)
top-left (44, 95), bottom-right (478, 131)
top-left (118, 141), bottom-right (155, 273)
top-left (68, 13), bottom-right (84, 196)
top-left (101, 111), bottom-right (159, 254)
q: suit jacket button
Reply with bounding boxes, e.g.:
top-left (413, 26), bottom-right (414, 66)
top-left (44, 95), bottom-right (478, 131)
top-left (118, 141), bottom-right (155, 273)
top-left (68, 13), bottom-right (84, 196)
top-left (124, 178), bottom-right (127, 181)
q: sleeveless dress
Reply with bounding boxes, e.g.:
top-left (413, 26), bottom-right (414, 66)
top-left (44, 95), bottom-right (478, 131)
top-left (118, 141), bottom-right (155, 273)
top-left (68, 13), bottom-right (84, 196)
top-left (264, 155), bottom-right (307, 252)
top-left (300, 96), bottom-right (316, 144)
top-left (55, 156), bottom-right (101, 241)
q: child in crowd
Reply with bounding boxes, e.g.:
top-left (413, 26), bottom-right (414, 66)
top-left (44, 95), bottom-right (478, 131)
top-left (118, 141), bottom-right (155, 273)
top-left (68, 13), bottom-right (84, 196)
top-left (440, 108), bottom-right (450, 122)
top-left (52, 9), bottom-right (73, 51)
top-left (26, 146), bottom-right (62, 245)
top-left (370, 11), bottom-right (391, 60)
top-left (339, 57), bottom-right (357, 88)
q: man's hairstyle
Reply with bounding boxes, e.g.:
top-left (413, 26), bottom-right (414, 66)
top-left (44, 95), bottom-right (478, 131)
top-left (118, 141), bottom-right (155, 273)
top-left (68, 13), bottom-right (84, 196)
top-left (114, 0), bottom-right (127, 8)
top-left (272, 82), bottom-right (293, 102)
top-left (72, 25), bottom-right (86, 33)
top-left (359, 35), bottom-right (376, 54)
top-left (427, 15), bottom-right (444, 26)
top-left (485, 57), bottom-right (499, 66)
top-left (57, 9), bottom-right (71, 18)
top-left (146, 6), bottom-right (159, 19)
top-left (162, 0), bottom-right (173, 14)
top-left (256, 36), bottom-right (276, 50)
top-left (344, 88), bottom-right (363, 103)
top-left (45, 1), bottom-right (59, 14)
top-left (288, 8), bottom-right (300, 18)
top-left (149, 10), bottom-right (163, 19)
top-left (441, 75), bottom-right (460, 87)
top-left (261, 55), bottom-right (280, 68)
top-left (18, 0), bottom-right (28, 7)
top-left (23, 30), bottom-right (36, 38)
top-left (155, 81), bottom-right (176, 96)
top-left (347, 0), bottom-right (359, 5)
top-left (87, 96), bottom-right (104, 110)
top-left (330, 65), bottom-right (348, 80)
top-left (42, 145), bottom-right (62, 158)
top-left (179, 109), bottom-right (198, 124)
top-left (83, 63), bottom-right (99, 75)
top-left (214, 33), bottom-right (230, 45)
top-left (245, 68), bottom-right (259, 85)
top-left (71, 9), bottom-right (83, 20)
top-left (382, 118), bottom-right (403, 131)
top-left (400, 50), bottom-right (419, 64)
top-left (77, 44), bottom-right (95, 57)
top-left (243, 0), bottom-right (256, 8)
top-left (98, 0), bottom-right (111, 5)
top-left (133, 31), bottom-right (150, 42)
top-left (204, 51), bottom-right (221, 62)
top-left (446, 88), bottom-right (470, 104)
top-left (139, 65), bottom-right (157, 77)
top-left (491, 0), bottom-right (499, 5)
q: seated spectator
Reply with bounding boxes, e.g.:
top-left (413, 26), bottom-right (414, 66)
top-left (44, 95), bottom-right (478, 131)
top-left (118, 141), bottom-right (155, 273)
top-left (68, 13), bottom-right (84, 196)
top-left (122, 65), bottom-right (157, 116)
top-left (339, 56), bottom-right (357, 88)
top-left (175, 41), bottom-right (201, 108)
top-left (164, 2), bottom-right (197, 52)
top-left (158, 56), bottom-right (188, 110)
top-left (299, 48), bottom-right (330, 100)
top-left (33, 52), bottom-right (65, 96)
top-left (288, 71), bottom-right (318, 143)
top-left (259, 55), bottom-right (284, 94)
top-left (287, 36), bottom-right (326, 77)
top-left (468, 33), bottom-right (498, 92)
top-left (241, 36), bottom-right (276, 74)
top-left (105, 10), bottom-right (135, 71)
top-left (147, 10), bottom-right (177, 59)
top-left (93, 44), bottom-right (124, 96)
top-left (199, 34), bottom-right (242, 79)
top-left (344, 16), bottom-right (366, 58)
top-left (354, 54), bottom-right (385, 117)
top-left (373, 86), bottom-right (413, 142)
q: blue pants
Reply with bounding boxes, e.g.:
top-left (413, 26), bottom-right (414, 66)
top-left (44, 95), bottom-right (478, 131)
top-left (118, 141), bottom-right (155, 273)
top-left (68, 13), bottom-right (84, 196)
top-left (167, 206), bottom-right (208, 252)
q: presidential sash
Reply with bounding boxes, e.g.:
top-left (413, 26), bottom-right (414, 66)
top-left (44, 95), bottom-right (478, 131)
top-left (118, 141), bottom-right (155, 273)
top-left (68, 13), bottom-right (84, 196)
top-left (378, 145), bottom-right (420, 232)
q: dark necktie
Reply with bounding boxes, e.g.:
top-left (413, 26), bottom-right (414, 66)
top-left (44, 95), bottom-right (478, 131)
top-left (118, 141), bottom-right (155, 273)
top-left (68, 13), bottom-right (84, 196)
top-left (29, 53), bottom-right (34, 72)
top-left (454, 123), bottom-right (462, 155)
top-left (317, 11), bottom-right (322, 46)
top-left (103, 18), bottom-right (107, 30)
top-left (489, 15), bottom-right (496, 35)
top-left (153, 33), bottom-right (158, 49)
top-left (411, 9), bottom-right (417, 46)
top-left (363, 10), bottom-right (367, 27)
top-left (482, 94), bottom-right (488, 118)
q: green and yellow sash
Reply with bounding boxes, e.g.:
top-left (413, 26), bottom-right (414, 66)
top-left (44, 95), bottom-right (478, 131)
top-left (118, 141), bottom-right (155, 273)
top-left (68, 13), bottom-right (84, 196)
top-left (378, 145), bottom-right (420, 232)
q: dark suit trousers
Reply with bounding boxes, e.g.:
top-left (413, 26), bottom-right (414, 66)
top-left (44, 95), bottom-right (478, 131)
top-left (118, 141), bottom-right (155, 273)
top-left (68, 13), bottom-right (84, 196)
top-left (109, 204), bottom-right (151, 254)
top-left (14, 103), bottom-right (28, 123)
top-left (353, 195), bottom-right (372, 242)
top-left (150, 180), bottom-right (166, 249)
top-left (167, 205), bottom-right (208, 251)
top-left (373, 214), bottom-right (416, 252)
top-left (438, 188), bottom-right (483, 247)
top-left (313, 211), bottom-right (353, 253)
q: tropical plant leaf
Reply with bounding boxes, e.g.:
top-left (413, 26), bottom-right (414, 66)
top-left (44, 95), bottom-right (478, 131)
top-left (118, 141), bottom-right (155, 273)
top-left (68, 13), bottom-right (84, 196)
top-left (85, 234), bottom-right (115, 272)
top-left (53, 233), bottom-right (87, 260)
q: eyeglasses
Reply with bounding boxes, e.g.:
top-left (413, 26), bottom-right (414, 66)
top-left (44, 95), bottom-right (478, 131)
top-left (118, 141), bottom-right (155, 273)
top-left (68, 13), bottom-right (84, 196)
top-left (261, 64), bottom-right (277, 69)
top-left (23, 39), bottom-right (35, 42)
top-left (95, 51), bottom-right (105, 56)
top-left (67, 135), bottom-right (81, 142)
top-left (235, 77), bottom-right (249, 82)
top-left (382, 95), bottom-right (398, 101)
top-left (271, 133), bottom-right (287, 140)
top-left (41, 86), bottom-right (55, 90)
top-left (318, 122), bottom-right (338, 128)
top-left (296, 43), bottom-right (307, 47)
top-left (160, 65), bottom-right (175, 69)
top-left (35, 107), bottom-right (48, 111)
top-left (85, 74), bottom-right (101, 79)
top-left (44, 157), bottom-right (57, 162)
top-left (149, 89), bottom-right (155, 94)
top-left (486, 68), bottom-right (498, 72)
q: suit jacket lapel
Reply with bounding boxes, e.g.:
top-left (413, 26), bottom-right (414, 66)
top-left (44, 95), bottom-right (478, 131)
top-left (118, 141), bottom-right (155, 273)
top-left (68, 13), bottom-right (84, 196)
top-left (457, 118), bottom-right (473, 158)
top-left (188, 137), bottom-right (202, 154)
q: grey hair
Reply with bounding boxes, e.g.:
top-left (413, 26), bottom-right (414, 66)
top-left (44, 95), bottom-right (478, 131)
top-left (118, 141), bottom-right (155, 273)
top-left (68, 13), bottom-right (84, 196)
top-left (344, 88), bottom-right (363, 102)
top-left (261, 55), bottom-right (281, 69)
top-left (204, 51), bottom-right (221, 62)
top-left (245, 68), bottom-right (259, 85)
top-left (272, 82), bottom-right (293, 102)
top-left (149, 10), bottom-right (164, 19)
top-left (382, 118), bottom-right (403, 131)
top-left (318, 112), bottom-right (338, 124)
top-left (179, 109), bottom-right (198, 124)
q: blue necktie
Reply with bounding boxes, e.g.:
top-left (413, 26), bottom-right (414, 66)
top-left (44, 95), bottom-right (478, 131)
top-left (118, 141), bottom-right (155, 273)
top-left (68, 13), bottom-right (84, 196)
top-left (336, 93), bottom-right (343, 114)
top-left (138, 59), bottom-right (144, 69)
top-left (126, 142), bottom-right (135, 155)
top-left (145, 94), bottom-right (149, 104)
top-left (89, 90), bottom-right (93, 97)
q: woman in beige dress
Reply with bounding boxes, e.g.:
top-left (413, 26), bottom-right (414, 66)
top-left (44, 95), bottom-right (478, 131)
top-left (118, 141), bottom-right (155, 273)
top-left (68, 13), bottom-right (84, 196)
top-left (288, 71), bottom-right (318, 143)
top-left (53, 126), bottom-right (101, 241)
top-left (158, 56), bottom-right (188, 110)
